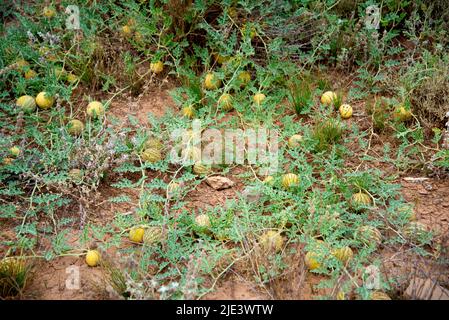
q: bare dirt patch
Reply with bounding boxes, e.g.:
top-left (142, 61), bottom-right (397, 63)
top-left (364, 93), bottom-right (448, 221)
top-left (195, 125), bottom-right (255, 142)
top-left (186, 169), bottom-right (246, 212)
top-left (24, 230), bottom-right (108, 300)
top-left (109, 84), bottom-right (176, 125)
top-left (400, 177), bottom-right (449, 237)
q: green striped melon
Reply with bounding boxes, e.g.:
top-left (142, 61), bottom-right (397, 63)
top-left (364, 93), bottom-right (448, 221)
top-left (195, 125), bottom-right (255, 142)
top-left (193, 162), bottom-right (210, 176)
top-left (144, 137), bottom-right (163, 150)
top-left (141, 148), bottom-right (162, 163)
top-left (16, 95), bottom-right (36, 113)
top-left (355, 225), bottom-right (382, 247)
top-left (143, 226), bottom-right (164, 245)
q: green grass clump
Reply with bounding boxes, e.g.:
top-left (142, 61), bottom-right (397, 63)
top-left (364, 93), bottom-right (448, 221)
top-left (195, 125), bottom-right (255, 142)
top-left (312, 118), bottom-right (344, 152)
top-left (0, 257), bottom-right (30, 298)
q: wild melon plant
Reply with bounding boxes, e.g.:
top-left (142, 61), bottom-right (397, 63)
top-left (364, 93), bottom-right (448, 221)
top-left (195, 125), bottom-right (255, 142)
top-left (0, 0), bottom-right (446, 301)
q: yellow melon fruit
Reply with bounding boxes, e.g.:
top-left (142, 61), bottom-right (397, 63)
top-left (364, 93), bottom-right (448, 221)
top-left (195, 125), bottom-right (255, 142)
top-left (85, 250), bottom-right (100, 267)
top-left (204, 73), bottom-right (221, 90)
top-left (66, 73), bottom-right (79, 84)
top-left (68, 169), bottom-right (84, 182)
top-left (370, 291), bottom-right (391, 300)
top-left (259, 230), bottom-right (284, 252)
top-left (144, 137), bottom-right (163, 150)
top-left (288, 134), bottom-right (303, 148)
top-left (24, 69), bottom-right (37, 79)
top-left (321, 91), bottom-right (337, 106)
top-left (195, 214), bottom-right (211, 233)
top-left (336, 291), bottom-right (346, 300)
top-left (195, 214), bottom-right (211, 227)
top-left (263, 175), bottom-right (274, 185)
top-left (305, 251), bottom-right (321, 270)
top-left (143, 226), bottom-right (164, 245)
top-left (182, 105), bottom-right (196, 119)
top-left (167, 181), bottom-right (180, 197)
top-left (42, 6), bottom-right (56, 18)
top-left (121, 25), bottom-right (133, 37)
top-left (2, 158), bottom-right (14, 165)
top-left (15, 59), bottom-right (29, 70)
top-left (218, 93), bottom-right (233, 111)
top-left (237, 71), bottom-right (251, 87)
top-left (193, 162), bottom-right (211, 176)
top-left (0, 256), bottom-right (26, 292)
top-left (213, 53), bottom-right (230, 65)
top-left (332, 246), bottom-right (353, 265)
top-left (355, 225), bottom-right (382, 246)
top-left (9, 146), bottom-right (20, 157)
top-left (129, 227), bottom-right (145, 243)
top-left (54, 67), bottom-right (66, 79)
top-left (402, 221), bottom-right (428, 241)
top-left (150, 61), bottom-right (164, 74)
top-left (16, 95), bottom-right (36, 113)
top-left (141, 148), bottom-right (162, 163)
top-left (67, 119), bottom-right (84, 136)
top-left (36, 92), bottom-right (54, 109)
top-left (394, 105), bottom-right (412, 122)
top-left (86, 101), bottom-right (105, 118)
top-left (339, 104), bottom-right (353, 119)
top-left (281, 173), bottom-right (299, 189)
top-left (253, 92), bottom-right (266, 105)
top-left (352, 191), bottom-right (371, 207)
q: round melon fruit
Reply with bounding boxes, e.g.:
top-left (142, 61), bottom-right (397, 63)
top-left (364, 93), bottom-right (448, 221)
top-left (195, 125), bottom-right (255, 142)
top-left (129, 227), bottom-right (145, 243)
top-left (402, 221), bottom-right (428, 241)
top-left (320, 91), bottom-right (337, 106)
top-left (68, 169), bottom-right (84, 183)
top-left (143, 226), bottom-right (164, 245)
top-left (394, 105), bottom-right (412, 122)
top-left (370, 291), bottom-right (391, 300)
top-left (67, 119), bottom-right (84, 136)
top-left (237, 71), bottom-right (251, 87)
top-left (121, 25), bottom-right (133, 37)
top-left (43, 6), bottom-right (56, 18)
top-left (86, 101), bottom-right (105, 118)
top-left (16, 95), bottom-right (36, 113)
top-left (305, 251), bottom-right (322, 270)
top-left (352, 191), bottom-right (371, 207)
top-left (24, 69), bottom-right (37, 79)
top-left (144, 137), bottom-right (163, 150)
top-left (0, 257), bottom-right (26, 274)
top-left (281, 173), bottom-right (299, 189)
top-left (193, 162), bottom-right (211, 176)
top-left (141, 148), bottom-right (162, 163)
top-left (204, 73), bottom-right (221, 90)
top-left (36, 92), bottom-right (54, 109)
top-left (150, 61), bottom-right (164, 74)
top-left (182, 105), bottom-right (196, 119)
top-left (253, 92), bottom-right (266, 105)
top-left (194, 214), bottom-right (211, 234)
top-left (332, 246), bottom-right (353, 265)
top-left (67, 73), bottom-right (79, 84)
top-left (218, 93), bottom-right (233, 111)
top-left (355, 225), bottom-right (382, 247)
top-left (288, 134), bottom-right (303, 148)
top-left (263, 175), bottom-right (274, 185)
top-left (339, 104), bottom-right (353, 119)
top-left (9, 146), bottom-right (21, 157)
top-left (259, 230), bottom-right (283, 252)
top-left (85, 250), bottom-right (100, 267)
top-left (167, 181), bottom-right (180, 197)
